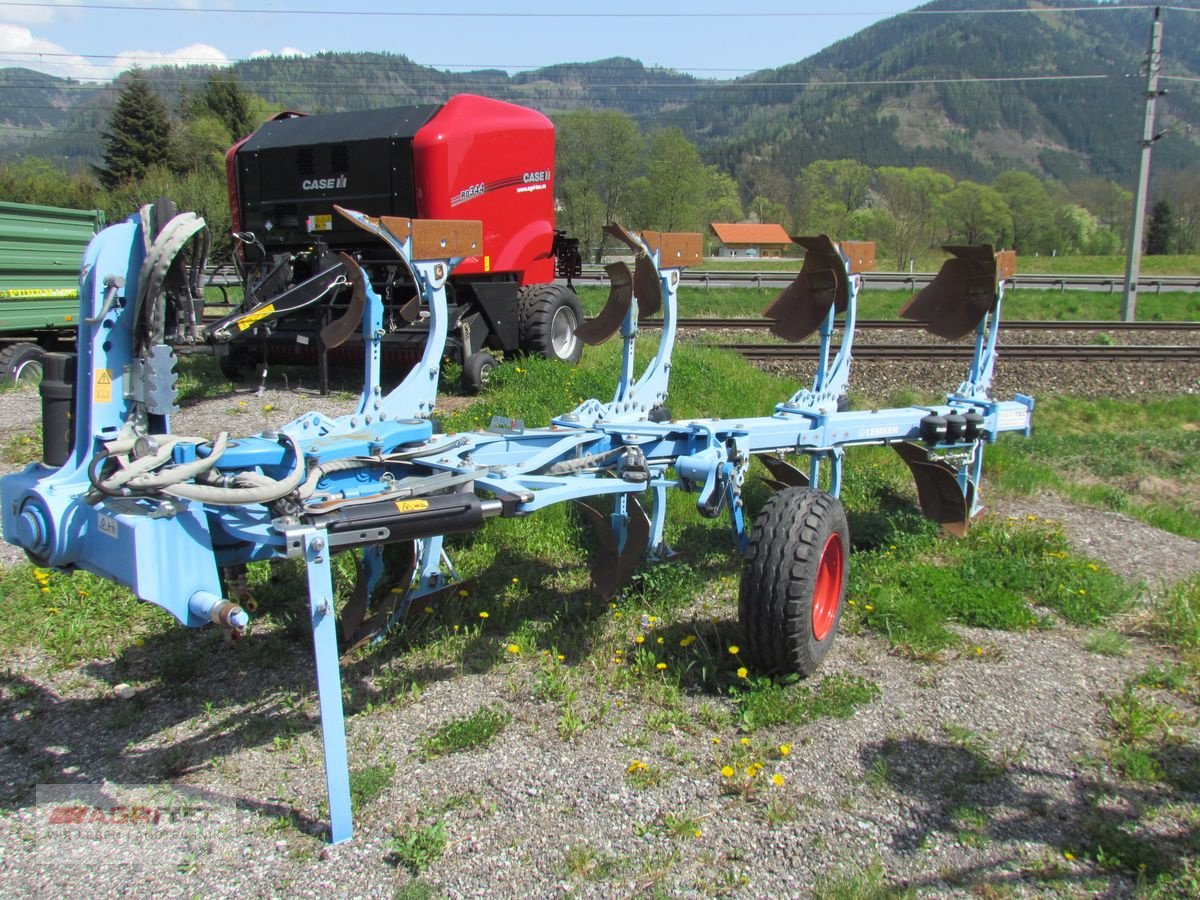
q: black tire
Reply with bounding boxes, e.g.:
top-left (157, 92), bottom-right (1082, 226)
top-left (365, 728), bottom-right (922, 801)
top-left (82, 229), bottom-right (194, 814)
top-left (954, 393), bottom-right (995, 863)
top-left (739, 486), bottom-right (849, 676)
top-left (461, 351), bottom-right (498, 394)
top-left (0, 342), bottom-right (48, 386)
top-left (517, 283), bottom-right (583, 364)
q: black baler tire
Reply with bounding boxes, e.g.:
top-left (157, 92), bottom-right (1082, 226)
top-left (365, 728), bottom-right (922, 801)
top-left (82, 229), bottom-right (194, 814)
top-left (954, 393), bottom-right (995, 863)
top-left (461, 351), bottom-right (498, 395)
top-left (0, 342), bottom-right (48, 386)
top-left (517, 283), bottom-right (583, 364)
top-left (739, 486), bottom-right (849, 676)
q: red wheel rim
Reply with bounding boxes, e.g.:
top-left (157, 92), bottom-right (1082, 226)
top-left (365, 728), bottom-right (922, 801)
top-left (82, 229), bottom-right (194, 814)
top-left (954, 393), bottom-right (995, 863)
top-left (811, 532), bottom-right (845, 642)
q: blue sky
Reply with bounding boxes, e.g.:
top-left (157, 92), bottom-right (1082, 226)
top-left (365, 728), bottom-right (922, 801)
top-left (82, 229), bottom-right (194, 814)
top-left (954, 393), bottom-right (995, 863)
top-left (0, 1), bottom-right (921, 81)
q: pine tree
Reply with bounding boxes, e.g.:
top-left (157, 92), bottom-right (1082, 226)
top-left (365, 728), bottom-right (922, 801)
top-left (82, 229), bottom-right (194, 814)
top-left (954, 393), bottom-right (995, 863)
top-left (94, 71), bottom-right (172, 190)
top-left (1145, 199), bottom-right (1174, 255)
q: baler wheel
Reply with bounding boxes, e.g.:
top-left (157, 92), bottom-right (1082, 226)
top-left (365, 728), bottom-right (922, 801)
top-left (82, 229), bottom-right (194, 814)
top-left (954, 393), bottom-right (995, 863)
top-left (0, 342), bottom-right (47, 386)
top-left (462, 351), bottom-right (498, 394)
top-left (739, 486), bottom-right (848, 676)
top-left (517, 284), bottom-right (584, 364)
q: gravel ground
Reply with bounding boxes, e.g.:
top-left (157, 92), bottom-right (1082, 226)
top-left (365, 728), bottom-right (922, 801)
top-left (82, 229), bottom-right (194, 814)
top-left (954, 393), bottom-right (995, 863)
top-left (0, 361), bottom-right (1198, 897)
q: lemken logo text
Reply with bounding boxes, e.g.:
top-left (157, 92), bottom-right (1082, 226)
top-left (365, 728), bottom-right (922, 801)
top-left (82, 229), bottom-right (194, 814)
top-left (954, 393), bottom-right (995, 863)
top-left (301, 175), bottom-right (348, 191)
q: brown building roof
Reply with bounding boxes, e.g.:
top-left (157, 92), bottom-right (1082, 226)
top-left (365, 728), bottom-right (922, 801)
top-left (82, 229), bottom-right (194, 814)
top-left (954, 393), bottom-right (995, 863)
top-left (710, 223), bottom-right (793, 245)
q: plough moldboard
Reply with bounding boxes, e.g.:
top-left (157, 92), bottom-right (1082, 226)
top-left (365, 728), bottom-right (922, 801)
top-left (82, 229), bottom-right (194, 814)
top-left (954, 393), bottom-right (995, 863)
top-left (0, 205), bottom-right (1034, 843)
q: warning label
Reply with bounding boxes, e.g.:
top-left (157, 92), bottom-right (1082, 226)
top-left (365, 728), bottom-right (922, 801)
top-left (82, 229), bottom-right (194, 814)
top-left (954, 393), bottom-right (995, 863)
top-left (94, 369), bottom-right (112, 403)
top-left (394, 499), bottom-right (429, 513)
top-left (236, 304), bottom-right (275, 332)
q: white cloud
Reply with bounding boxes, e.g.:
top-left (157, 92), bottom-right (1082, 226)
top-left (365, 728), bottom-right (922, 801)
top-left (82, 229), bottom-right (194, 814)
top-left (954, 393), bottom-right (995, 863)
top-left (0, 23), bottom-right (110, 79)
top-left (250, 47), bottom-right (307, 60)
top-left (0, 24), bottom-right (230, 80)
top-left (113, 43), bottom-right (231, 71)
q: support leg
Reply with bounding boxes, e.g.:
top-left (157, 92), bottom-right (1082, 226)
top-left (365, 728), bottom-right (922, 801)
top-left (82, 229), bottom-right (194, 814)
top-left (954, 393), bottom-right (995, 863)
top-left (302, 528), bottom-right (353, 844)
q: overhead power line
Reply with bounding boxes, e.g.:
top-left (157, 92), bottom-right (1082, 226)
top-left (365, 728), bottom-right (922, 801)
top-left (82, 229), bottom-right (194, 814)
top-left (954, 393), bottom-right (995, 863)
top-left (0, 1), bottom-right (1179, 15)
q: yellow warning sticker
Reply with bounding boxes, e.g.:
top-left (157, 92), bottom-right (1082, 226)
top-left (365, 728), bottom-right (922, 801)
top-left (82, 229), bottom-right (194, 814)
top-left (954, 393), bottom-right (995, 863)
top-left (308, 214), bottom-right (332, 232)
top-left (483, 255), bottom-right (491, 272)
top-left (236, 303), bottom-right (276, 331)
top-left (94, 369), bottom-right (112, 403)
top-left (395, 499), bottom-right (430, 513)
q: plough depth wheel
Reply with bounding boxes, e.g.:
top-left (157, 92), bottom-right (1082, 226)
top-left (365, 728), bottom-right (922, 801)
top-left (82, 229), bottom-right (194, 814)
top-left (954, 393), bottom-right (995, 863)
top-left (739, 486), bottom-right (849, 676)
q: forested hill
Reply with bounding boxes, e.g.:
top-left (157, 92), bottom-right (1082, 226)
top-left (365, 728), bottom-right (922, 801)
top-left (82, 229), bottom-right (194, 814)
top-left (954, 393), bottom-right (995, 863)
top-left (687, 0), bottom-right (1200, 185)
top-left (3, 0), bottom-right (1199, 185)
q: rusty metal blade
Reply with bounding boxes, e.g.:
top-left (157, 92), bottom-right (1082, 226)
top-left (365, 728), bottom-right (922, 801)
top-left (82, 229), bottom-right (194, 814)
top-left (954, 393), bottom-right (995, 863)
top-left (634, 253), bottom-right (662, 321)
top-left (396, 293), bottom-right (421, 325)
top-left (574, 497), bottom-right (651, 598)
top-left (603, 223), bottom-right (643, 253)
top-left (892, 442), bottom-right (976, 537)
top-left (758, 454), bottom-right (810, 488)
top-left (319, 252), bottom-right (366, 349)
top-left (763, 235), bottom-right (845, 342)
top-left (899, 245), bottom-right (999, 341)
top-left (574, 261), bottom-right (632, 346)
top-left (339, 542), bottom-right (418, 654)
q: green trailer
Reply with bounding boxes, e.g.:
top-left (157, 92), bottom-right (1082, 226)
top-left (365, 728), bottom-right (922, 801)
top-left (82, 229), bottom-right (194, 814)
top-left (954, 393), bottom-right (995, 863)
top-left (0, 200), bottom-right (105, 383)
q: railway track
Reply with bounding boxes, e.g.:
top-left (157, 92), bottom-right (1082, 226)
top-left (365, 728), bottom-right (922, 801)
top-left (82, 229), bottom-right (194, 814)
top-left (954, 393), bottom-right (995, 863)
top-left (718, 342), bottom-right (1200, 363)
top-left (664, 317), bottom-right (1200, 332)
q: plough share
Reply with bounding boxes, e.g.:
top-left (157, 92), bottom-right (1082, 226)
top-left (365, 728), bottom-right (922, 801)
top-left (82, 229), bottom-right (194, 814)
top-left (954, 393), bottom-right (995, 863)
top-left (1, 206), bottom-right (1033, 842)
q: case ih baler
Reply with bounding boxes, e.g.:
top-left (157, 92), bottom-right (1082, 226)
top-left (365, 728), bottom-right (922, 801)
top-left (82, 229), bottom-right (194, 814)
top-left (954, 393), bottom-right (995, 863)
top-left (209, 94), bottom-right (583, 392)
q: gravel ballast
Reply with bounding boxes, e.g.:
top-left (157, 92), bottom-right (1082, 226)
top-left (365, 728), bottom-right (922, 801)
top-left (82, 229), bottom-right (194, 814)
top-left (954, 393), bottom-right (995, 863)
top-left (0, 362), bottom-right (1197, 897)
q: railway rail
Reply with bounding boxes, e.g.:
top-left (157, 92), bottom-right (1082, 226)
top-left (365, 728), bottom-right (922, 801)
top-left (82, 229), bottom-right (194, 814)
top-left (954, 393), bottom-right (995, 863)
top-left (720, 342), bottom-right (1200, 363)
top-left (666, 317), bottom-right (1200, 332)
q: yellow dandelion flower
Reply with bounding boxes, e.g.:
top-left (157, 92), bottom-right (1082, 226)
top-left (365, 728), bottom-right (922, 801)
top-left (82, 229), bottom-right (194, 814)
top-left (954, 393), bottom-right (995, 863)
top-left (424, 606), bottom-right (434, 614)
top-left (263, 403), bottom-right (274, 412)
top-left (511, 577), bottom-right (519, 584)
top-left (693, 828), bottom-right (702, 838)
top-left (737, 667), bottom-right (749, 679)
top-left (975, 646), bottom-right (984, 655)
top-left (648, 616), bottom-right (658, 624)
top-left (656, 637), bottom-right (664, 645)
top-left (614, 612), bottom-right (622, 619)
top-left (740, 737), bottom-right (750, 747)
top-left (627, 760), bottom-right (647, 773)
top-left (47, 607), bottom-right (58, 614)
top-left (1064, 851), bottom-right (1075, 861)
top-left (656, 662), bottom-right (667, 670)
top-left (635, 635), bottom-right (645, 644)
top-left (728, 645), bottom-right (740, 655)
top-left (864, 604), bottom-right (874, 611)
top-left (556, 654), bottom-right (565, 661)
top-left (712, 737), bottom-right (721, 744)
top-left (506, 644), bottom-right (520, 654)
top-left (1088, 563), bottom-right (1098, 571)
top-left (772, 774), bottom-right (785, 787)
top-left (478, 611), bottom-right (489, 619)
top-left (720, 765), bottom-right (735, 778)
top-left (848, 599), bottom-right (856, 606)
top-left (458, 589), bottom-right (469, 597)
top-left (679, 635), bottom-right (697, 647)
top-left (779, 743), bottom-right (791, 756)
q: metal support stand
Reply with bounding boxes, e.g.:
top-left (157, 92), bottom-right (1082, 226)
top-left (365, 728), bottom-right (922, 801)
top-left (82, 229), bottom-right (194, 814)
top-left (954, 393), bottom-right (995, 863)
top-left (302, 527), bottom-right (352, 844)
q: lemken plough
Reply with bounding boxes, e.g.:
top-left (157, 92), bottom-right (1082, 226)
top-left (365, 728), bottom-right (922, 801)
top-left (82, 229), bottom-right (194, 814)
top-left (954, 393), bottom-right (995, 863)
top-left (0, 205), bottom-right (1033, 843)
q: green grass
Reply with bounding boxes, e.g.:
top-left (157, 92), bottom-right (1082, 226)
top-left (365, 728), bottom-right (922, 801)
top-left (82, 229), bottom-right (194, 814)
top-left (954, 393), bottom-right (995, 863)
top-left (0, 565), bottom-right (168, 666)
top-left (419, 706), bottom-right (509, 759)
top-left (987, 396), bottom-right (1200, 540)
top-left (349, 763), bottom-right (394, 812)
top-left (734, 673), bottom-right (880, 732)
top-left (387, 821), bottom-right (448, 875)
top-left (849, 517), bottom-right (1133, 657)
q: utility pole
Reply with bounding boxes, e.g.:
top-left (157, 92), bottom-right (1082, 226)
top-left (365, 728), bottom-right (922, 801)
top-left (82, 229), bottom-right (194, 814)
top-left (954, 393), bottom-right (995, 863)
top-left (1122, 7), bottom-right (1165, 322)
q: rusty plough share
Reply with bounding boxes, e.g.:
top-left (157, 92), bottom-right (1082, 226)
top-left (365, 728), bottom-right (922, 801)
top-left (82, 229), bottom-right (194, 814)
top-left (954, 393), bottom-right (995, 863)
top-left (1, 206), bottom-right (1032, 842)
